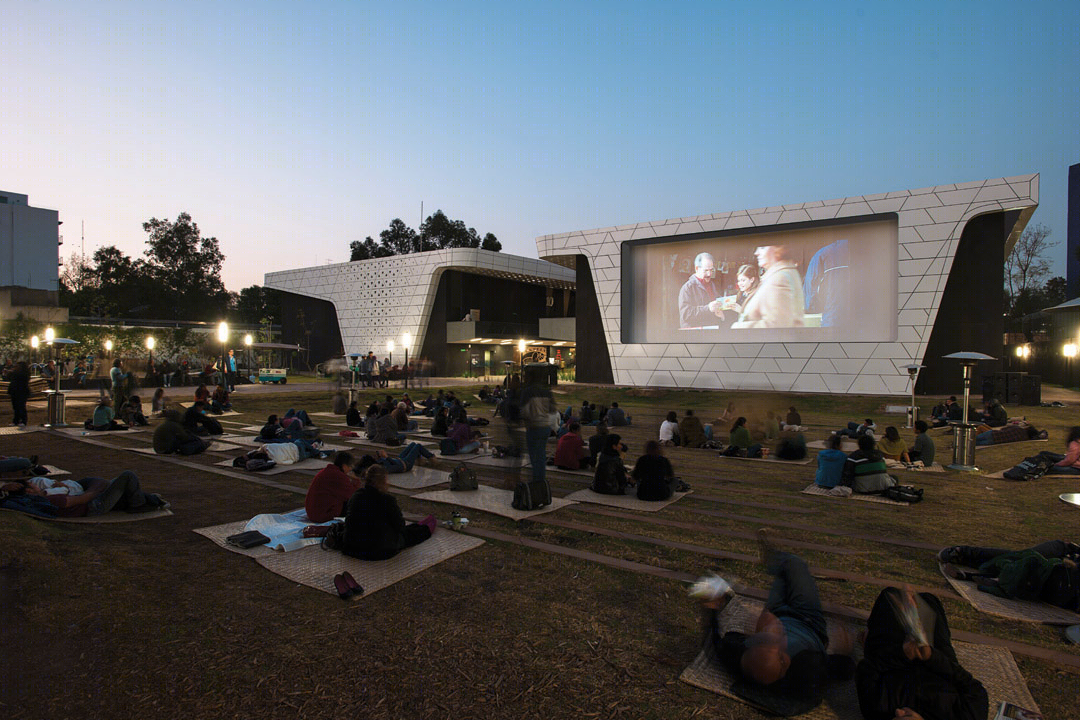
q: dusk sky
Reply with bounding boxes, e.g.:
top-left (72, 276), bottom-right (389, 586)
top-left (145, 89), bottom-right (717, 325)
top-left (3, 1), bottom-right (1078, 291)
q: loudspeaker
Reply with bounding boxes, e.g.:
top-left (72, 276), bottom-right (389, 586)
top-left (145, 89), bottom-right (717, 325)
top-left (991, 373), bottom-right (1008, 401)
top-left (1021, 375), bottom-right (1041, 406)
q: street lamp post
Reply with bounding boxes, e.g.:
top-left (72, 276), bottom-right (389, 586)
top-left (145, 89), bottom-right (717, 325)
top-left (401, 332), bottom-right (411, 390)
top-left (146, 336), bottom-right (155, 384)
top-left (244, 334), bottom-right (253, 383)
top-left (217, 322), bottom-right (229, 387)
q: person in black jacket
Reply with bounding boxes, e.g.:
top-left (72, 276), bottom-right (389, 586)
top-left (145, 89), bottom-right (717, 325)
top-left (342, 465), bottom-right (436, 560)
top-left (592, 433), bottom-right (631, 495)
top-left (632, 441), bottom-right (677, 501)
top-left (345, 401), bottom-right (362, 427)
top-left (857, 587), bottom-right (987, 720)
top-left (7, 361), bottom-right (30, 426)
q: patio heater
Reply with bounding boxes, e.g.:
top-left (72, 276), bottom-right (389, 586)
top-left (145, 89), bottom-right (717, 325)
top-left (44, 335), bottom-right (80, 428)
top-left (943, 351), bottom-right (995, 472)
top-left (901, 363), bottom-right (925, 428)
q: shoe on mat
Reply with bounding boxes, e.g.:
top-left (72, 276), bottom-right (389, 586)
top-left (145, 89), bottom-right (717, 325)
top-left (341, 571), bottom-right (363, 598)
top-left (333, 574), bottom-right (352, 600)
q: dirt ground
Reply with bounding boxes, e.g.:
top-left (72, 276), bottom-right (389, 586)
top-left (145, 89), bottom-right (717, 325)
top-left (1, 385), bottom-right (1077, 720)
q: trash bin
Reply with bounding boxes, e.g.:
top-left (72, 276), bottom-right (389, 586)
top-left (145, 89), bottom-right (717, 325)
top-left (45, 390), bottom-right (67, 428)
top-left (951, 423), bottom-right (978, 469)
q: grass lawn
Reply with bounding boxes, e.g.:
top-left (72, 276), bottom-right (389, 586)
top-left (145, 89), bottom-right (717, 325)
top-left (1, 383), bottom-right (1077, 719)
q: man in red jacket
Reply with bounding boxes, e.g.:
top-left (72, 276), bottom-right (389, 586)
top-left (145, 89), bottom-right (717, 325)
top-left (554, 423), bottom-right (593, 470)
top-left (305, 452), bottom-right (361, 522)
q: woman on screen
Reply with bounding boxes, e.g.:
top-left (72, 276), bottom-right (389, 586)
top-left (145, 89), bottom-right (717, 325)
top-left (731, 245), bottom-right (805, 329)
top-left (724, 264), bottom-right (760, 327)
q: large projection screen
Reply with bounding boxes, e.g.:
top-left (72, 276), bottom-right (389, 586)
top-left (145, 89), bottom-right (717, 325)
top-left (623, 214), bottom-right (898, 344)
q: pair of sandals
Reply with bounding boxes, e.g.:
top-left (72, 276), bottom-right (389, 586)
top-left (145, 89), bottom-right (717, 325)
top-left (333, 571), bottom-right (363, 599)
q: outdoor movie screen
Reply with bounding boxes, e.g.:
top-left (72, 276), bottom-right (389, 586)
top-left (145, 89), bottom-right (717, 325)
top-left (622, 214), bottom-right (898, 344)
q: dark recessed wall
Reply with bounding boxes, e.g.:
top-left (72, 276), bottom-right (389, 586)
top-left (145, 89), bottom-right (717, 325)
top-left (575, 256), bottom-right (614, 384)
top-left (280, 292), bottom-right (344, 370)
top-left (915, 210), bottom-right (1018, 395)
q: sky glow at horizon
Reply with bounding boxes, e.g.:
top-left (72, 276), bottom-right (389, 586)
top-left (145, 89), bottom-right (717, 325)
top-left (2, 1), bottom-right (1077, 291)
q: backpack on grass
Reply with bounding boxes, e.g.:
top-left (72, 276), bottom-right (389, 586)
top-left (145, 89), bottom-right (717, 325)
top-left (448, 463), bottom-right (478, 491)
top-left (512, 478), bottom-right (551, 511)
top-left (883, 485), bottom-right (924, 503)
top-left (1002, 453), bottom-right (1060, 482)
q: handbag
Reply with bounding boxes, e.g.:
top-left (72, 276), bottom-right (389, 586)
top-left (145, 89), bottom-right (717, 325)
top-left (225, 530), bottom-right (270, 549)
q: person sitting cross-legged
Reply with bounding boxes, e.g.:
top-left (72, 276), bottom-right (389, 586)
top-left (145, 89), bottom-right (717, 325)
top-left (605, 401), bottom-right (631, 426)
top-left (909, 420), bottom-right (935, 466)
top-left (592, 434), bottom-right (631, 495)
top-left (154, 409), bottom-right (211, 455)
top-left (341, 465), bottom-right (437, 561)
top-left (632, 440), bottom-right (686, 501)
top-left (679, 409), bottom-right (711, 448)
top-left (554, 422), bottom-right (594, 471)
top-left (305, 452), bottom-right (361, 523)
top-left (877, 426), bottom-right (910, 463)
top-left (841, 434), bottom-right (896, 494)
top-left (813, 434), bottom-right (851, 496)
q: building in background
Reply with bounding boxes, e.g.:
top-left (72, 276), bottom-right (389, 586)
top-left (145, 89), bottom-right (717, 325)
top-left (0, 190), bottom-right (68, 323)
top-left (1068, 162), bottom-right (1079, 301)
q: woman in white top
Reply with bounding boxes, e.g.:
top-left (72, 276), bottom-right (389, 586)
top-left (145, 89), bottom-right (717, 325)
top-left (659, 411), bottom-right (680, 446)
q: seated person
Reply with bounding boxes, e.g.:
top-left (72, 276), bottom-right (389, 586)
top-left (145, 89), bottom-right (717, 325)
top-left (430, 406), bottom-right (450, 437)
top-left (940, 541), bottom-right (1079, 612)
top-left (605, 402), bottom-right (631, 426)
top-left (974, 423), bottom-right (1046, 446)
top-left (151, 388), bottom-right (169, 414)
top-left (835, 418), bottom-right (876, 440)
top-left (86, 397), bottom-right (125, 431)
top-left (392, 403), bottom-right (418, 432)
top-left (345, 401), bottom-right (362, 427)
top-left (305, 452), bottom-right (361, 523)
top-left (773, 430), bottom-right (807, 461)
top-left (554, 422), bottom-right (593, 470)
top-left (579, 401), bottom-right (595, 425)
top-left (210, 385), bottom-right (232, 414)
top-left (194, 383), bottom-right (210, 404)
top-left (358, 442), bottom-right (435, 473)
top-left (841, 435), bottom-right (897, 494)
top-left (588, 423), bottom-right (613, 466)
top-left (632, 440), bottom-right (679, 501)
top-left (726, 417), bottom-right (763, 458)
top-left (183, 402), bottom-right (223, 436)
top-left (877, 426), bottom-right (910, 463)
top-left (592, 434), bottom-right (631, 495)
top-left (400, 394), bottom-right (418, 414)
top-left (331, 391), bottom-right (348, 415)
top-left (783, 406), bottom-right (802, 430)
top-left (118, 395), bottom-right (149, 426)
top-left (814, 434), bottom-right (850, 496)
top-left (364, 404), bottom-right (380, 439)
top-left (659, 411), bottom-right (680, 447)
top-left (701, 533), bottom-right (855, 717)
top-left (931, 396), bottom-right (964, 427)
top-left (341, 465), bottom-right (437, 560)
top-left (1047, 426), bottom-right (1080, 475)
top-left (373, 407), bottom-right (405, 446)
top-left (22, 470), bottom-right (166, 517)
top-left (679, 409), bottom-right (711, 448)
top-left (910, 420), bottom-right (935, 466)
top-left (857, 587), bottom-right (988, 720)
top-left (763, 411), bottom-right (781, 442)
top-left (443, 413), bottom-right (481, 455)
top-left (154, 410), bottom-right (210, 455)
top-left (974, 398), bottom-right (1008, 428)
top-left (257, 414), bottom-right (287, 441)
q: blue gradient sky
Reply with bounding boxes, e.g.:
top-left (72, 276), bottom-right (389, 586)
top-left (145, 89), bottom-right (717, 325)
top-left (3, 1), bottom-right (1078, 291)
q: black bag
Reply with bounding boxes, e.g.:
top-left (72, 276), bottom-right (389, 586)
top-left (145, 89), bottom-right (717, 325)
top-left (721, 445), bottom-right (744, 457)
top-left (320, 521), bottom-right (346, 551)
top-left (448, 463), bottom-right (478, 491)
top-left (439, 438), bottom-right (458, 455)
top-left (1002, 455), bottom-right (1056, 482)
top-left (512, 478), bottom-right (551, 511)
top-left (226, 530), bottom-right (270, 548)
top-left (245, 458), bottom-right (276, 472)
top-left (883, 485), bottom-right (924, 503)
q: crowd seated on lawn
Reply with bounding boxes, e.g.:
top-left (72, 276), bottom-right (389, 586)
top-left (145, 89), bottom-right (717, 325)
top-left (974, 423), bottom-right (1047, 446)
top-left (554, 422), bottom-right (593, 470)
top-left (930, 396), bottom-right (964, 427)
top-left (1047, 426), bottom-right (1080, 475)
top-left (1, 470), bottom-right (166, 518)
top-left (392, 403), bottom-right (418, 432)
top-left (715, 401), bottom-right (737, 427)
top-left (154, 409), bottom-right (210, 455)
top-left (346, 401), bottom-right (362, 427)
top-left (150, 388), bottom-right (170, 415)
top-left (592, 433), bottom-right (631, 495)
top-left (373, 407), bottom-right (405, 446)
top-left (341, 465), bottom-right (437, 561)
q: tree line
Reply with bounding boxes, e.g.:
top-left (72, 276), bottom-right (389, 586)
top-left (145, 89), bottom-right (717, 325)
top-left (350, 210), bottom-right (501, 260)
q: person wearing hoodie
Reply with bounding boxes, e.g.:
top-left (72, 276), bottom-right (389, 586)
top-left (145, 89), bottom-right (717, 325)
top-left (814, 434), bottom-right (851, 496)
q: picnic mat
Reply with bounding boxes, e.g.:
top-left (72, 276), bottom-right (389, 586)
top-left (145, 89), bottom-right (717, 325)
top-left (973, 438), bottom-right (1049, 452)
top-left (679, 597), bottom-right (1041, 718)
top-left (884, 460), bottom-right (947, 473)
top-left (0, 426), bottom-right (44, 435)
top-left (344, 438), bottom-right (439, 452)
top-left (129, 441), bottom-right (242, 455)
top-left (462, 454), bottom-right (530, 469)
top-left (177, 402), bottom-right (243, 417)
top-left (412, 485), bottom-right (576, 520)
top-left (719, 454), bottom-right (813, 466)
top-left (195, 521), bottom-right (485, 597)
top-left (389, 466), bottom-right (450, 490)
top-left (801, 484), bottom-right (910, 506)
top-left (1, 505), bottom-right (174, 523)
top-left (39, 465), bottom-right (70, 476)
top-left (214, 457), bottom-right (329, 475)
top-left (939, 563), bottom-right (1080, 625)
top-left (55, 426), bottom-right (145, 437)
top-left (563, 488), bottom-right (689, 512)
top-left (807, 439), bottom-right (858, 452)
top-left (982, 470), bottom-right (1008, 479)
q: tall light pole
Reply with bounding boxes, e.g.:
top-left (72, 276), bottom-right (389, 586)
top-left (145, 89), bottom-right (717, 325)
top-left (30, 335), bottom-right (39, 367)
top-left (146, 336), bottom-right (155, 383)
top-left (244, 334), bottom-right (253, 383)
top-left (401, 332), bottom-right (411, 390)
top-left (386, 339), bottom-right (394, 386)
top-left (217, 321), bottom-right (229, 387)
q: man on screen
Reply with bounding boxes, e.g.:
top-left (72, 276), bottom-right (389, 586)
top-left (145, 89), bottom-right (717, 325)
top-left (731, 245), bottom-right (805, 329)
top-left (678, 252), bottom-right (725, 328)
